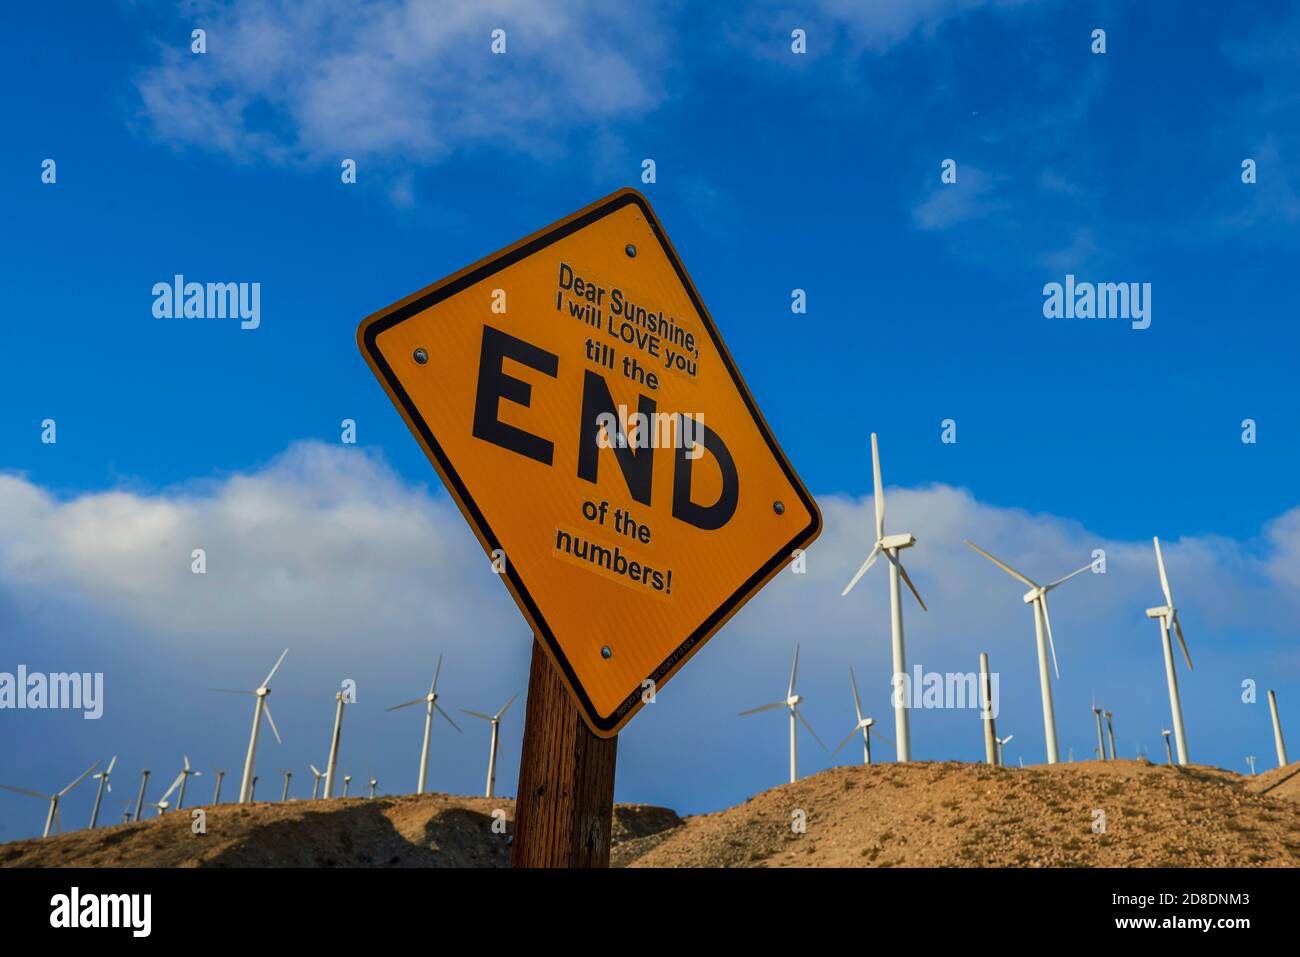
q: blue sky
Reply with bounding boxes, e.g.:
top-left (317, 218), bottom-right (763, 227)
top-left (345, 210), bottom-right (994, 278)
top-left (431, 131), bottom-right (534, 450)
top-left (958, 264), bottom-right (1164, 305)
top-left (2, 0), bottom-right (1299, 838)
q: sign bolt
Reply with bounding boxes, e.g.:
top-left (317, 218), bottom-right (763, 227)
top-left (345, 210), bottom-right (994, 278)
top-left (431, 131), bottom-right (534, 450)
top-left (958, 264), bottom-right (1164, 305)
top-left (601, 646), bottom-right (613, 659)
top-left (413, 348), bottom-right (429, 364)
top-left (625, 244), bottom-right (637, 258)
top-left (773, 500), bottom-right (786, 515)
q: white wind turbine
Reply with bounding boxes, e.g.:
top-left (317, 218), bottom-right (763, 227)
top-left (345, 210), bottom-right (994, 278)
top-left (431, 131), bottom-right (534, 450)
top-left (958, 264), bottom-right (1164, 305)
top-left (387, 654), bottom-right (461, 794)
top-left (279, 770), bottom-right (293, 802)
top-left (213, 648), bottom-right (287, 803)
top-left (211, 769), bottom-right (226, 805)
top-left (342, 773), bottom-right (352, 798)
top-left (1104, 711), bottom-right (1117, 761)
top-left (0, 761), bottom-right (100, 838)
top-left (133, 767), bottom-right (150, 822)
top-left (323, 690), bottom-right (350, 799)
top-left (1161, 729), bottom-right (1173, 765)
top-left (832, 668), bottom-right (892, 765)
top-left (89, 756), bottom-right (117, 828)
top-left (149, 765), bottom-right (189, 815)
top-left (1246, 755), bottom-right (1257, 776)
top-left (309, 765), bottom-right (324, 800)
top-left (739, 644), bottom-right (826, 783)
top-left (996, 734), bottom-right (1014, 767)
top-left (1146, 537), bottom-right (1193, 765)
top-left (965, 541), bottom-right (1094, 764)
top-left (462, 693), bottom-right (519, 799)
top-left (174, 756), bottom-right (201, 810)
top-left (841, 434), bottom-right (926, 762)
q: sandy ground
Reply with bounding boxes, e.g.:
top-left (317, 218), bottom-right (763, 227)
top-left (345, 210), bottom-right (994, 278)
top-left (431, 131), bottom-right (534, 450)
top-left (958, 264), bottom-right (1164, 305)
top-left (3, 760), bottom-right (1296, 868)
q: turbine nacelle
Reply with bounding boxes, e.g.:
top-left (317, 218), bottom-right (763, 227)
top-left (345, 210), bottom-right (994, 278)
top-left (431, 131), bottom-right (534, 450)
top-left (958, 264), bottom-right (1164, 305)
top-left (879, 532), bottom-right (916, 550)
top-left (1145, 605), bottom-right (1171, 620)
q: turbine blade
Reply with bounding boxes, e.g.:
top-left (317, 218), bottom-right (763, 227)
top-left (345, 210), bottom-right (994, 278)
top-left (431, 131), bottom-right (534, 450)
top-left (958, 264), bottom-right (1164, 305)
top-left (849, 668), bottom-right (863, 723)
top-left (386, 698), bottom-right (425, 712)
top-left (1153, 537), bottom-right (1173, 608)
top-left (262, 703), bottom-right (283, 745)
top-left (1173, 612), bottom-right (1193, 670)
top-left (796, 710), bottom-right (827, 750)
top-left (872, 727), bottom-right (895, 746)
top-left (105, 756), bottom-right (117, 775)
top-left (435, 704), bottom-right (463, 733)
top-left (0, 784), bottom-right (51, 801)
top-left (460, 709), bottom-right (493, 721)
top-left (888, 552), bottom-right (927, 611)
top-left (1045, 561), bottom-right (1094, 591)
top-left (788, 644), bottom-right (800, 698)
top-left (832, 727), bottom-right (860, 755)
top-left (430, 654), bottom-right (443, 696)
top-left (841, 544), bottom-right (881, 597)
top-left (261, 648), bottom-right (289, 688)
top-left (310, 765), bottom-right (321, 777)
top-left (1039, 594), bottom-right (1061, 680)
top-left (871, 433), bottom-right (885, 541)
top-left (160, 772), bottom-right (185, 803)
top-left (964, 540), bottom-right (1036, 588)
top-left (738, 701), bottom-right (785, 717)
top-left (59, 761), bottom-right (101, 796)
top-left (495, 692), bottom-right (519, 720)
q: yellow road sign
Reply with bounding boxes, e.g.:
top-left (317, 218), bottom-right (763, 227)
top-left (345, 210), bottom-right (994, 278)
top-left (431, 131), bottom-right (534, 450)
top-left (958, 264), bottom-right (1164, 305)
top-left (358, 189), bottom-right (821, 736)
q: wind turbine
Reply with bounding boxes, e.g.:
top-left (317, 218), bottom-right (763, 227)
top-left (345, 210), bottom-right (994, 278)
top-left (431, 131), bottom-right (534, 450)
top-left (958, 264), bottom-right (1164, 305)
top-left (0, 761), bottom-right (100, 838)
top-left (89, 756), bottom-right (117, 828)
top-left (369, 775), bottom-right (379, 799)
top-left (739, 644), bottom-right (826, 783)
top-left (174, 756), bottom-right (201, 810)
top-left (1104, 711), bottom-right (1117, 761)
top-left (996, 734), bottom-right (1014, 767)
top-left (1268, 690), bottom-right (1288, 767)
top-left (150, 765), bottom-right (188, 815)
top-left (1162, 729), bottom-right (1173, 765)
top-left (211, 769), bottom-right (226, 805)
top-left (280, 770), bottom-right (293, 802)
top-left (342, 773), bottom-right (352, 798)
top-left (979, 653), bottom-right (997, 765)
top-left (213, 648), bottom-right (287, 803)
top-left (841, 433), bottom-right (926, 762)
top-left (323, 690), bottom-right (349, 799)
top-left (1146, 537), bottom-right (1192, 765)
top-left (250, 775), bottom-right (259, 802)
top-left (1246, 755), bottom-right (1257, 776)
top-left (832, 667), bottom-right (892, 765)
top-left (965, 541), bottom-right (1093, 764)
top-left (387, 654), bottom-right (461, 794)
top-left (462, 693), bottom-right (519, 798)
top-left (1091, 694), bottom-right (1106, 761)
top-left (133, 767), bottom-right (150, 822)
top-left (309, 765), bottom-right (324, 799)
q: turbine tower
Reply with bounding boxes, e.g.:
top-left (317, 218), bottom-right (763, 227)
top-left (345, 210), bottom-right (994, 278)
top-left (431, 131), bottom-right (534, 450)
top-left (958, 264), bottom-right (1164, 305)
top-left (1104, 711), bottom-right (1117, 761)
top-left (996, 734), bottom-right (1014, 767)
top-left (832, 668), bottom-right (892, 765)
top-left (979, 653), bottom-right (997, 765)
top-left (387, 654), bottom-right (461, 794)
top-left (211, 769), bottom-right (226, 805)
top-left (89, 756), bottom-right (116, 828)
top-left (323, 690), bottom-right (349, 799)
top-left (1268, 690), bottom-right (1288, 767)
top-left (1145, 537), bottom-right (1192, 765)
top-left (462, 693), bottom-right (519, 798)
top-left (1091, 694), bottom-right (1106, 761)
top-left (133, 767), bottom-right (150, 822)
top-left (739, 644), bottom-right (826, 783)
top-left (342, 773), bottom-right (352, 798)
top-left (841, 434), bottom-right (926, 762)
top-left (280, 770), bottom-right (293, 802)
top-left (213, 648), bottom-right (287, 803)
top-left (309, 765), bottom-right (324, 799)
top-left (965, 541), bottom-right (1094, 764)
top-left (1162, 729), bottom-right (1173, 765)
top-left (1246, 755), bottom-right (1257, 776)
top-left (0, 761), bottom-right (100, 838)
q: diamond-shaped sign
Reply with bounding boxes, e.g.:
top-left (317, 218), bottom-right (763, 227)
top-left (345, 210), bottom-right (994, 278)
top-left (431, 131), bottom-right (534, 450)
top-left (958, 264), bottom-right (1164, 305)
top-left (358, 189), bottom-right (821, 736)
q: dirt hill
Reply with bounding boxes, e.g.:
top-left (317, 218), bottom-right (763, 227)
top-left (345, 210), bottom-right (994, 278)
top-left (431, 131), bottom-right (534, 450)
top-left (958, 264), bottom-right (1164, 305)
top-left (3, 760), bottom-right (1297, 868)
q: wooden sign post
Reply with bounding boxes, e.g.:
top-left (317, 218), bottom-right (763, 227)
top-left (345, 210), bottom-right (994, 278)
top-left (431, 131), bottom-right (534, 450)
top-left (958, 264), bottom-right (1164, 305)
top-left (358, 189), bottom-right (820, 867)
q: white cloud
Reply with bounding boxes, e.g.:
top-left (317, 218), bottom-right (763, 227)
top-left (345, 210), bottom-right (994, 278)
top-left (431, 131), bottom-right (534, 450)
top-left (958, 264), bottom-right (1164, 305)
top-left (911, 165), bottom-right (1000, 230)
top-left (2, 442), bottom-right (1296, 814)
top-left (134, 0), bottom-right (674, 166)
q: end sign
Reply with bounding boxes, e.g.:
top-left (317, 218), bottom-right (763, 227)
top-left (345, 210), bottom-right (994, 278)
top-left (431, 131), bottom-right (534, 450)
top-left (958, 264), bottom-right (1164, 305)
top-left (359, 189), bottom-right (821, 736)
